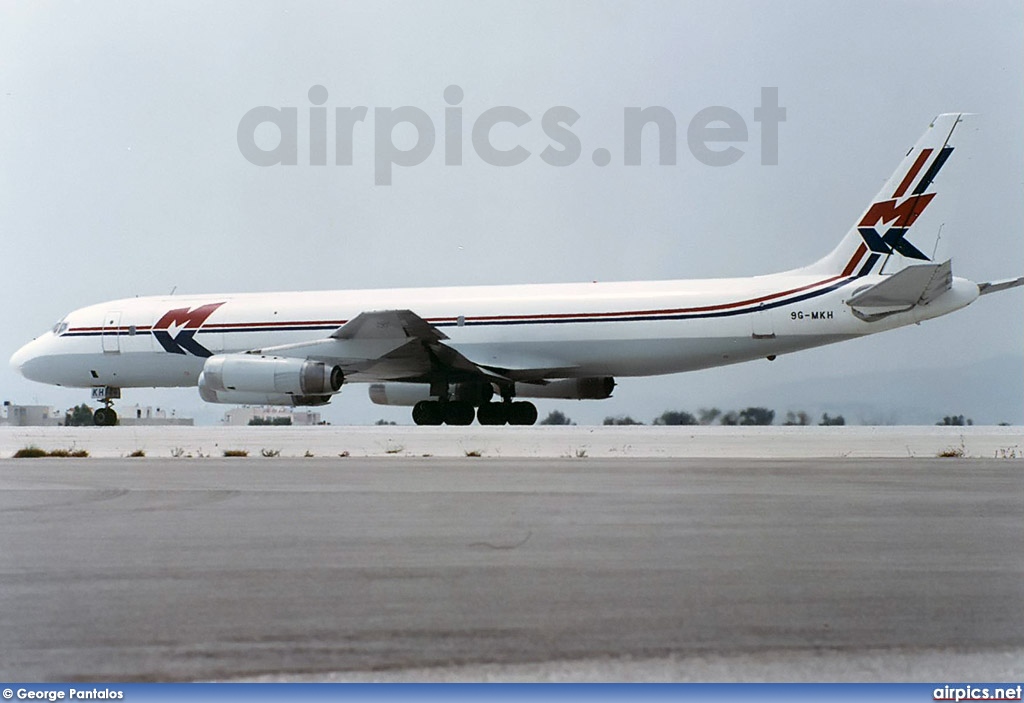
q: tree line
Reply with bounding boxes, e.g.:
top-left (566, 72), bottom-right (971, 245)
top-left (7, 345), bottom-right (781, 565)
top-left (538, 406), bottom-right (846, 426)
top-left (538, 407), bottom-right (984, 426)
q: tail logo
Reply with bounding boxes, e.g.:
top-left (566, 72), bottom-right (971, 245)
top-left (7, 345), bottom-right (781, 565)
top-left (856, 145), bottom-right (954, 264)
top-left (153, 302), bottom-right (225, 356)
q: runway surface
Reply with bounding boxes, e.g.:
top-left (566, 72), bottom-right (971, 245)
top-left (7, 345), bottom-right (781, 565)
top-left (4, 424), bottom-right (1024, 459)
top-left (1, 456), bottom-right (1022, 681)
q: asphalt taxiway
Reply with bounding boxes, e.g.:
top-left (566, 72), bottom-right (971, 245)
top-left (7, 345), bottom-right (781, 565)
top-left (1, 456), bottom-right (1021, 681)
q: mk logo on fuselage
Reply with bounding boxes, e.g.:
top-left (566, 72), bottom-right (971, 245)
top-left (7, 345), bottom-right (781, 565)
top-left (153, 303), bottom-right (225, 357)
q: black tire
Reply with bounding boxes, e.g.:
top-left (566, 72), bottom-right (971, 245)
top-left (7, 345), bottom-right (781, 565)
top-left (476, 402), bottom-right (508, 426)
top-left (412, 400), bottom-right (444, 426)
top-left (93, 408), bottom-right (117, 426)
top-left (443, 401), bottom-right (475, 426)
top-left (508, 401), bottom-right (538, 426)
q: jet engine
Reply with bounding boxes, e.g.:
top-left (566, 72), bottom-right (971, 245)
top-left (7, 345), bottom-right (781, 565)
top-left (517, 376), bottom-right (615, 400)
top-left (197, 387), bottom-right (332, 406)
top-left (368, 381), bottom-right (493, 406)
top-left (198, 354), bottom-right (343, 403)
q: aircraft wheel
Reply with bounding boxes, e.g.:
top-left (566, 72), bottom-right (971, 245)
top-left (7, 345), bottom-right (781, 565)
top-left (476, 402), bottom-right (508, 426)
top-left (412, 400), bottom-right (444, 426)
top-left (508, 401), bottom-right (538, 426)
top-left (443, 401), bottom-right (475, 426)
top-left (93, 408), bottom-right (117, 426)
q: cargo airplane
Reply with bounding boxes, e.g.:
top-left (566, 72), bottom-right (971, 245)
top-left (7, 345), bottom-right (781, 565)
top-left (10, 113), bottom-right (1022, 426)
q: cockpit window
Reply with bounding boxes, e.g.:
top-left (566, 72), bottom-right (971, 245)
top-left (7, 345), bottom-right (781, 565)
top-left (52, 321), bottom-right (70, 336)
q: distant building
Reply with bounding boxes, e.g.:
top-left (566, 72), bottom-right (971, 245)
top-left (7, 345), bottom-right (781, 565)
top-left (223, 406), bottom-right (322, 426)
top-left (118, 405), bottom-right (194, 426)
top-left (1, 402), bottom-right (61, 427)
top-left (1, 401), bottom-right (193, 427)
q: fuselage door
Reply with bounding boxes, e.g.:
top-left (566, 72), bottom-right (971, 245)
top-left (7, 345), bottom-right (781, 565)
top-left (751, 304), bottom-right (776, 340)
top-left (101, 311), bottom-right (122, 353)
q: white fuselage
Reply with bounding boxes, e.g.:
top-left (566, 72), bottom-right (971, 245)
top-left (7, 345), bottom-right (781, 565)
top-left (10, 270), bottom-right (980, 391)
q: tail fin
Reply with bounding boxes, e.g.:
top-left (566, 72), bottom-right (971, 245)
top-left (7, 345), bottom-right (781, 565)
top-left (802, 113), bottom-right (970, 277)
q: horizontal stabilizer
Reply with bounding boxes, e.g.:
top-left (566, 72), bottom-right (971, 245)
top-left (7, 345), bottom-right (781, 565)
top-left (978, 276), bottom-right (1024, 296)
top-left (847, 260), bottom-right (952, 320)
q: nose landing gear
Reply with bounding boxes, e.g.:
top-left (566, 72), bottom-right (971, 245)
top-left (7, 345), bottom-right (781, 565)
top-left (93, 406), bottom-right (118, 426)
top-left (90, 386), bottom-right (120, 426)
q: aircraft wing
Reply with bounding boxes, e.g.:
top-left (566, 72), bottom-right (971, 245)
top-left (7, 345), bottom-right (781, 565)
top-left (253, 309), bottom-right (571, 386)
top-left (847, 260), bottom-right (952, 321)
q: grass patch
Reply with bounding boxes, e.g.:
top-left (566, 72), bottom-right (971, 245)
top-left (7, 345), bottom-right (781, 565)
top-left (464, 449), bottom-right (483, 458)
top-left (128, 449), bottom-right (146, 458)
top-left (13, 447), bottom-right (89, 458)
top-left (223, 449), bottom-right (249, 458)
top-left (938, 439), bottom-right (966, 458)
top-left (260, 448), bottom-right (280, 458)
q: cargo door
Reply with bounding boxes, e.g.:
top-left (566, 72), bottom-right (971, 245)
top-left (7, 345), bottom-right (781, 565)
top-left (101, 311), bottom-right (121, 353)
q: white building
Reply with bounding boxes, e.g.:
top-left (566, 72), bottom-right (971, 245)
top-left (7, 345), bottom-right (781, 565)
top-left (1, 402), bottom-right (62, 427)
top-left (118, 405), bottom-right (194, 426)
top-left (223, 406), bottom-right (323, 426)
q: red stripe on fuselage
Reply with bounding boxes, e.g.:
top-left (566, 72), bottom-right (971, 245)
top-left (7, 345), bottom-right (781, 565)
top-left (66, 275), bottom-right (851, 335)
top-left (435, 275), bottom-right (846, 322)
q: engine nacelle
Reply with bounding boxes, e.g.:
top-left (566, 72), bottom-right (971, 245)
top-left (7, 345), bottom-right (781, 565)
top-left (197, 386), bottom-right (332, 406)
top-left (518, 377), bottom-right (615, 400)
top-left (199, 354), bottom-right (343, 398)
top-left (369, 382), bottom-right (434, 406)
top-left (368, 376), bottom-right (615, 406)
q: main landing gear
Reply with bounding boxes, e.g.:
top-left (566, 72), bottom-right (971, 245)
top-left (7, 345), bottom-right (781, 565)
top-left (90, 386), bottom-right (120, 426)
top-left (411, 393), bottom-right (539, 426)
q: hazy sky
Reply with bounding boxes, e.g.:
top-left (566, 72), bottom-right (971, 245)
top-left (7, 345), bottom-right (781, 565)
top-left (2, 1), bottom-right (1022, 425)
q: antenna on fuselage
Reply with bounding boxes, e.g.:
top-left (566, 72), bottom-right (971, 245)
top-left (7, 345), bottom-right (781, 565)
top-left (169, 286), bottom-right (177, 295)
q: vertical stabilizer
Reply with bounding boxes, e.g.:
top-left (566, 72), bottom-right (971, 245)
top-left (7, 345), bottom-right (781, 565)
top-left (801, 113), bottom-right (970, 276)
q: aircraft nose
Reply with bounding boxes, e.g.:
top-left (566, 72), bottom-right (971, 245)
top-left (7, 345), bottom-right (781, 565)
top-left (10, 334), bottom-right (48, 381)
